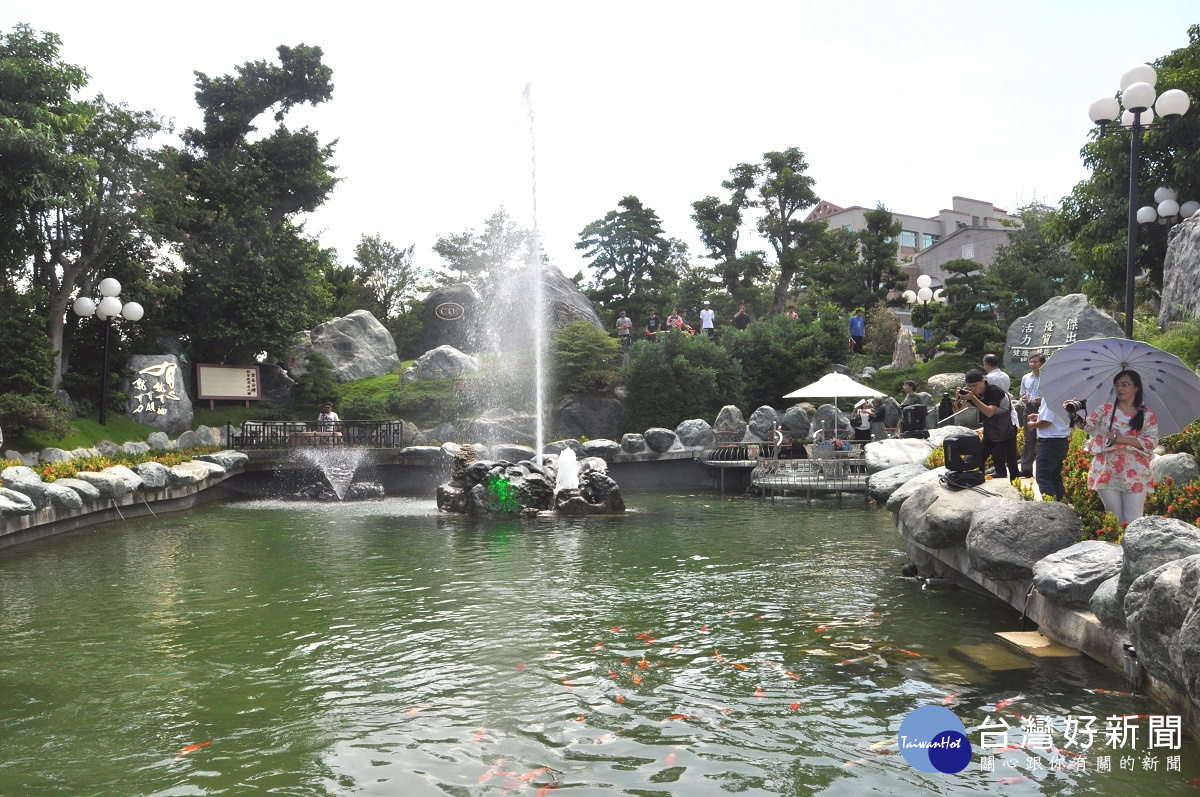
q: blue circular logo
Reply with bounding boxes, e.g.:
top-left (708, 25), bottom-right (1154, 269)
top-left (898, 705), bottom-right (971, 773)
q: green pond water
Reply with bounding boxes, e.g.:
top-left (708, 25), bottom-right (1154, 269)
top-left (0, 492), bottom-right (1195, 796)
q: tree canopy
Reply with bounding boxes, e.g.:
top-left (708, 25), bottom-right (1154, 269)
top-left (577, 195), bottom-right (685, 311)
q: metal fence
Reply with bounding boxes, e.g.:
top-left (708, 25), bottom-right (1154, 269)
top-left (227, 420), bottom-right (405, 449)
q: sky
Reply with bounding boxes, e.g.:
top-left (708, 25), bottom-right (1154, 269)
top-left (8, 1), bottom-right (1199, 284)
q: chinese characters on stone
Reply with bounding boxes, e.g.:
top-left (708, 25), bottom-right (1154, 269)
top-left (1010, 317), bottom-right (1080, 364)
top-left (132, 361), bottom-right (181, 416)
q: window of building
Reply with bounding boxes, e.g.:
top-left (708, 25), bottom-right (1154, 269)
top-left (922, 233), bottom-right (939, 249)
top-left (900, 230), bottom-right (917, 248)
top-left (971, 215), bottom-right (980, 226)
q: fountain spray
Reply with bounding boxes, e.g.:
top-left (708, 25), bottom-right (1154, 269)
top-left (524, 83), bottom-right (546, 465)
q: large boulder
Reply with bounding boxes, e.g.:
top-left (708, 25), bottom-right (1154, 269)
top-left (1091, 575), bottom-right (1125, 629)
top-left (122, 354), bottom-right (194, 435)
top-left (713, 406), bottom-right (747, 439)
top-left (291, 309), bottom-right (400, 382)
top-left (747, 406), bottom-right (781, 441)
top-left (643, 428), bottom-right (678, 453)
top-left (134, 461), bottom-right (171, 489)
top-left (1150, 452), bottom-right (1199, 487)
top-left (1124, 553), bottom-right (1200, 695)
top-left (415, 282), bottom-right (480, 354)
top-left (885, 467), bottom-right (948, 513)
top-left (899, 479), bottom-right (1021, 549)
top-left (965, 499), bottom-right (1083, 581)
top-left (1003, 293), bottom-right (1123, 376)
top-left (401, 345), bottom-right (480, 383)
top-left (0, 488), bottom-right (36, 517)
top-left (810, 404), bottom-right (850, 439)
top-left (865, 438), bottom-right (935, 473)
top-left (72, 470), bottom-right (129, 499)
top-left (198, 450), bottom-right (249, 471)
top-left (582, 439), bottom-right (622, 460)
top-left (779, 405), bottom-right (812, 440)
top-left (552, 393), bottom-right (624, 441)
top-left (1032, 540), bottom-right (1123, 607)
top-left (1161, 214), bottom-right (1200, 326)
top-left (620, 433), bottom-right (646, 454)
top-left (1116, 515), bottom-right (1200, 612)
top-left (38, 447), bottom-right (72, 464)
top-left (866, 463), bottom-right (929, 504)
top-left (259, 362), bottom-right (300, 405)
top-left (675, 419), bottom-right (715, 448)
top-left (926, 373), bottom-right (964, 397)
top-left (54, 477), bottom-right (101, 502)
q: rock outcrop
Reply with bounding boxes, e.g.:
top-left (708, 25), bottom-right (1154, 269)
top-left (291, 310), bottom-right (400, 382)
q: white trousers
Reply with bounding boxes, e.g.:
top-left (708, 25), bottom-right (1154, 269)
top-left (1096, 489), bottom-right (1147, 526)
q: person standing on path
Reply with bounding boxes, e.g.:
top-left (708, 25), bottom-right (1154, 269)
top-left (1018, 353), bottom-right (1045, 477)
top-left (849, 309), bottom-right (865, 354)
top-left (616, 309), bottom-right (632, 351)
top-left (645, 309), bottom-right (661, 341)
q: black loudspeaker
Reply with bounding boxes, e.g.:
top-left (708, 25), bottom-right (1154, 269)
top-left (901, 405), bottom-right (928, 438)
top-left (944, 434), bottom-right (983, 472)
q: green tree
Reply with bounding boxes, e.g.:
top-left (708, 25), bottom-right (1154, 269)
top-left (167, 44), bottom-right (338, 365)
top-left (1049, 24), bottom-right (1200, 309)
top-left (577, 195), bottom-right (685, 312)
top-left (756, 148), bottom-right (823, 314)
top-left (856, 203), bottom-right (906, 304)
top-left (620, 332), bottom-right (745, 432)
top-left (721, 304), bottom-right (846, 410)
top-left (550, 320), bottom-right (621, 394)
top-left (433, 208), bottom-right (537, 284)
top-left (926, 258), bottom-right (1004, 355)
top-left (691, 162), bottom-right (768, 305)
top-left (985, 206), bottom-right (1084, 325)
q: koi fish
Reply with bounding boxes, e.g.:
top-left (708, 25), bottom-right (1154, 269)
top-left (941, 693), bottom-right (957, 705)
top-left (516, 662), bottom-right (527, 670)
top-left (671, 644), bottom-right (681, 652)
top-left (871, 612), bottom-right (883, 617)
top-left (755, 686), bottom-right (764, 699)
top-left (868, 739), bottom-right (894, 751)
top-left (644, 637), bottom-right (657, 645)
top-left (562, 680), bottom-right (574, 687)
top-left (575, 714), bottom-right (585, 722)
top-left (897, 649), bottom-right (922, 657)
top-left (176, 741), bottom-right (211, 757)
top-left (994, 743), bottom-right (1025, 752)
top-left (784, 671), bottom-right (801, 680)
top-left (815, 625), bottom-right (831, 633)
top-left (536, 784), bottom-right (557, 797)
top-left (590, 643), bottom-right (603, 651)
top-left (731, 662), bottom-right (749, 670)
top-left (789, 702), bottom-right (800, 711)
top-left (665, 744), bottom-right (684, 765)
top-left (594, 733), bottom-right (617, 744)
top-left (839, 655), bottom-right (874, 666)
top-left (995, 695), bottom-right (1025, 710)
top-left (474, 727), bottom-right (485, 742)
top-left (1091, 688), bottom-right (1134, 697)
top-left (615, 694), bottom-right (625, 703)
top-left (520, 767), bottom-right (550, 782)
top-left (666, 713), bottom-right (698, 721)
top-left (480, 758), bottom-right (506, 783)
top-left (633, 674), bottom-right (642, 685)
top-left (635, 632), bottom-right (652, 640)
top-left (622, 657), bottom-right (631, 665)
top-left (995, 775), bottom-right (1029, 784)
top-left (405, 705), bottom-right (428, 715)
top-left (755, 615), bottom-right (764, 621)
top-left (700, 626), bottom-right (709, 633)
top-left (637, 658), bottom-right (649, 669)
top-left (608, 671), bottom-right (619, 679)
top-left (610, 626), bottom-right (621, 633)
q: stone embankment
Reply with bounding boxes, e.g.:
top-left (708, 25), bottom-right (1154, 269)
top-left (866, 435), bottom-right (1200, 736)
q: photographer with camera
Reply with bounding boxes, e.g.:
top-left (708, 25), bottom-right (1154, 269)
top-left (955, 370), bottom-right (1018, 481)
top-left (1064, 368), bottom-right (1158, 525)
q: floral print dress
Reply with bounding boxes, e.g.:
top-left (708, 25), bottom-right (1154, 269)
top-left (1082, 402), bottom-right (1158, 493)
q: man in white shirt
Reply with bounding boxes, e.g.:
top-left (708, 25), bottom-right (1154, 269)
top-left (1026, 391), bottom-right (1071, 500)
top-left (984, 353), bottom-right (1018, 431)
top-left (699, 301), bottom-right (715, 337)
top-left (1018, 353), bottom-right (1045, 477)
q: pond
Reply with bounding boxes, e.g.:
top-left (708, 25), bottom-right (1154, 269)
top-left (0, 493), bottom-right (1195, 795)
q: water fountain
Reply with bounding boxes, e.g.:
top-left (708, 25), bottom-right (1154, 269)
top-left (292, 448), bottom-right (378, 501)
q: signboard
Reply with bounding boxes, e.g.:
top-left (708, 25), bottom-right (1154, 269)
top-left (196, 364), bottom-right (262, 405)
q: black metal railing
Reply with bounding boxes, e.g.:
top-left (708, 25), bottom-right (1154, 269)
top-left (227, 420), bottom-right (405, 449)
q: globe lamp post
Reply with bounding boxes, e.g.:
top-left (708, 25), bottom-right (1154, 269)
top-left (1088, 64), bottom-right (1190, 338)
top-left (72, 278), bottom-right (144, 425)
top-left (902, 274), bottom-right (947, 336)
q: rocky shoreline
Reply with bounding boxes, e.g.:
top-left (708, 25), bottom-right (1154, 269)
top-left (865, 433), bottom-right (1200, 737)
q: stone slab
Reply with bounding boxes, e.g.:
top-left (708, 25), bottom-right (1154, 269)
top-left (950, 642), bottom-right (1036, 671)
top-left (995, 631), bottom-right (1078, 658)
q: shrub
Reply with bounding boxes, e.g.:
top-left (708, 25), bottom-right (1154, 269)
top-left (551, 321), bottom-right (621, 394)
top-left (1144, 478), bottom-right (1200, 529)
top-left (720, 305), bottom-right (845, 411)
top-left (620, 332), bottom-right (745, 432)
top-left (1161, 419), bottom-right (1200, 458)
top-left (295, 352), bottom-right (339, 408)
top-left (0, 393), bottom-right (69, 439)
top-left (341, 396), bottom-right (389, 420)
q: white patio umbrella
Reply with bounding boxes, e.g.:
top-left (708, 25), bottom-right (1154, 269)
top-left (1040, 337), bottom-right (1200, 437)
top-left (784, 372), bottom-right (887, 440)
top-left (783, 372), bottom-right (887, 402)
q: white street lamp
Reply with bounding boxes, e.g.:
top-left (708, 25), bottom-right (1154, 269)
top-left (72, 277), bottom-right (144, 425)
top-left (1087, 64), bottom-right (1191, 337)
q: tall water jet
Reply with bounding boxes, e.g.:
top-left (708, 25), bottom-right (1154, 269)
top-left (524, 82), bottom-right (546, 463)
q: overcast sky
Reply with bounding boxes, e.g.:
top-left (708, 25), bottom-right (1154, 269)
top-left (9, 1), bottom-right (1199, 282)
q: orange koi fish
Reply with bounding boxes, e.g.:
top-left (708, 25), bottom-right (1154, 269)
top-left (839, 655), bottom-right (873, 666)
top-left (405, 705), bottom-right (429, 715)
top-left (755, 686), bottom-right (764, 699)
top-left (1091, 688), bottom-right (1133, 697)
top-left (731, 662), bottom-right (749, 670)
top-left (633, 674), bottom-right (642, 685)
top-left (666, 713), bottom-right (697, 721)
top-left (784, 671), bottom-right (801, 680)
top-left (479, 758), bottom-right (506, 783)
top-left (941, 693), bottom-right (957, 705)
top-left (995, 694), bottom-right (1025, 710)
top-left (516, 662), bottom-right (527, 670)
top-left (755, 616), bottom-right (764, 621)
top-left (700, 626), bottom-right (709, 633)
top-left (644, 636), bottom-right (657, 645)
top-left (575, 714), bottom-right (585, 722)
top-left (637, 657), bottom-right (649, 669)
top-left (897, 649), bottom-right (922, 657)
top-left (635, 632), bottom-right (652, 640)
top-left (815, 625), bottom-right (830, 633)
top-left (176, 741), bottom-right (211, 757)
top-left (615, 694), bottom-right (625, 703)
top-left (789, 702), bottom-right (800, 711)
top-left (562, 680), bottom-right (574, 687)
top-left (665, 744), bottom-right (684, 766)
top-left (610, 626), bottom-right (621, 633)
top-left (590, 643), bottom-right (604, 651)
top-left (671, 643), bottom-right (681, 652)
top-left (520, 767), bottom-right (550, 782)
top-left (995, 775), bottom-right (1029, 784)
top-left (536, 783), bottom-right (559, 797)
top-left (608, 671), bottom-right (619, 679)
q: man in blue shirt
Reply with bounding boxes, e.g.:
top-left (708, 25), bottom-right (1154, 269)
top-left (848, 309), bottom-right (865, 353)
